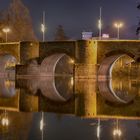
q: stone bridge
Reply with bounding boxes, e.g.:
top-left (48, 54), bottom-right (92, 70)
top-left (0, 40), bottom-right (140, 78)
top-left (97, 40), bottom-right (140, 79)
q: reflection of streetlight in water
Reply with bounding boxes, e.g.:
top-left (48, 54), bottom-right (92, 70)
top-left (1, 110), bottom-right (9, 127)
top-left (70, 77), bottom-right (74, 86)
top-left (69, 59), bottom-right (74, 64)
top-left (97, 118), bottom-right (101, 140)
top-left (40, 112), bottom-right (45, 140)
top-left (90, 118), bottom-right (101, 139)
top-left (113, 119), bottom-right (122, 138)
top-left (91, 118), bottom-right (122, 139)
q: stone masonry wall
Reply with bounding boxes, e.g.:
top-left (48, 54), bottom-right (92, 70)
top-left (97, 40), bottom-right (140, 64)
top-left (75, 40), bottom-right (97, 78)
top-left (20, 42), bottom-right (39, 64)
top-left (0, 42), bottom-right (20, 62)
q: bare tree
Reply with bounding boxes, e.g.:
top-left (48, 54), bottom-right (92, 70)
top-left (0, 0), bottom-right (37, 42)
top-left (54, 25), bottom-right (68, 41)
top-left (136, 3), bottom-right (140, 38)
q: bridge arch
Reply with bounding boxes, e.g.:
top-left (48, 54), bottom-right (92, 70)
top-left (105, 49), bottom-right (135, 58)
top-left (98, 50), bottom-right (136, 79)
top-left (40, 53), bottom-right (74, 76)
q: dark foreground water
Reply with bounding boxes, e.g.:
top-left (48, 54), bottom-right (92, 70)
top-left (0, 112), bottom-right (140, 140)
top-left (0, 75), bottom-right (140, 140)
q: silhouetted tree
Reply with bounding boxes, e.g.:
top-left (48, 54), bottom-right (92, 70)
top-left (136, 3), bottom-right (140, 38)
top-left (54, 25), bottom-right (68, 41)
top-left (0, 0), bottom-right (37, 41)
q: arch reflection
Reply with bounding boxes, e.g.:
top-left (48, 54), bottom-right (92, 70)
top-left (16, 76), bottom-right (74, 102)
top-left (0, 78), bottom-right (16, 98)
top-left (0, 54), bottom-right (17, 78)
top-left (40, 76), bottom-right (74, 102)
top-left (98, 77), bottom-right (137, 105)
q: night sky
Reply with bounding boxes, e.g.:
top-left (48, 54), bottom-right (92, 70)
top-left (0, 0), bottom-right (139, 40)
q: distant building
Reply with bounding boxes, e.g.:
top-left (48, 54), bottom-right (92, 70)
top-left (82, 32), bottom-right (93, 40)
top-left (102, 34), bottom-right (109, 39)
top-left (92, 33), bottom-right (111, 40)
top-left (82, 32), bottom-right (111, 40)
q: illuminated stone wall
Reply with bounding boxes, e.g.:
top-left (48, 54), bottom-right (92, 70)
top-left (19, 89), bottom-right (39, 112)
top-left (75, 79), bottom-right (97, 117)
top-left (75, 40), bottom-right (97, 78)
top-left (0, 42), bottom-right (20, 62)
top-left (39, 41), bottom-right (76, 63)
top-left (97, 40), bottom-right (140, 77)
top-left (0, 42), bottom-right (39, 64)
top-left (39, 40), bottom-right (97, 78)
top-left (20, 42), bottom-right (39, 64)
top-left (16, 62), bottom-right (39, 76)
top-left (97, 40), bottom-right (140, 64)
top-left (2, 40), bottom-right (140, 78)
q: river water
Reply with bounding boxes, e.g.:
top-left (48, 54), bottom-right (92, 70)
top-left (0, 74), bottom-right (139, 140)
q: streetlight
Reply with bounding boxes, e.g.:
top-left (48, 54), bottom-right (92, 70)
top-left (41, 11), bottom-right (46, 42)
top-left (2, 27), bottom-right (10, 42)
top-left (41, 24), bottom-right (46, 42)
top-left (114, 22), bottom-right (123, 39)
top-left (98, 7), bottom-right (102, 40)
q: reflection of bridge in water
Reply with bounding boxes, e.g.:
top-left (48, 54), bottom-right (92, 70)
top-left (0, 76), bottom-right (139, 119)
top-left (98, 78), bottom-right (137, 104)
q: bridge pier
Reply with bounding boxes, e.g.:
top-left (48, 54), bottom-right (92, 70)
top-left (75, 79), bottom-right (97, 117)
top-left (75, 40), bottom-right (97, 79)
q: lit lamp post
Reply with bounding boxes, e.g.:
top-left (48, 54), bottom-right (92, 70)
top-left (114, 22), bottom-right (123, 40)
top-left (98, 7), bottom-right (102, 40)
top-left (2, 27), bottom-right (10, 42)
top-left (41, 23), bottom-right (46, 42)
top-left (41, 11), bottom-right (46, 42)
